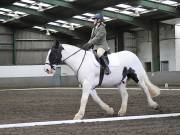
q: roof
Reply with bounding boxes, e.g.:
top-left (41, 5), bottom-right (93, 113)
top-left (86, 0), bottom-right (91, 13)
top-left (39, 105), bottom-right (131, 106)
top-left (0, 0), bottom-right (180, 40)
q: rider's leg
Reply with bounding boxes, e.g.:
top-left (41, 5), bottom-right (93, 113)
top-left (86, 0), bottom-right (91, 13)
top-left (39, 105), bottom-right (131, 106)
top-left (97, 48), bottom-right (111, 75)
top-left (97, 48), bottom-right (105, 57)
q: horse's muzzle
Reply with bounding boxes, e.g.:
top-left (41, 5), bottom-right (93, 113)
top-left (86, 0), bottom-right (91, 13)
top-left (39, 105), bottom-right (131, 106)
top-left (45, 68), bottom-right (53, 74)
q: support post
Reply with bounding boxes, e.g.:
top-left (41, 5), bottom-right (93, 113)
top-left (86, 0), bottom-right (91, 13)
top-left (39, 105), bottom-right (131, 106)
top-left (151, 21), bottom-right (160, 72)
top-left (115, 32), bottom-right (124, 52)
top-left (12, 29), bottom-right (16, 65)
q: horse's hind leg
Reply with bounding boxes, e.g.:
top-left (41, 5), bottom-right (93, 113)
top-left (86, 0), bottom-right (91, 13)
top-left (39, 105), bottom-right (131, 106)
top-left (138, 79), bottom-right (159, 109)
top-left (117, 83), bottom-right (128, 116)
top-left (90, 89), bottom-right (114, 115)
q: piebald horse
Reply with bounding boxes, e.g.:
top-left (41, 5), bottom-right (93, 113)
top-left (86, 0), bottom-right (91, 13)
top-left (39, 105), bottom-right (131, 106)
top-left (44, 42), bottom-right (160, 120)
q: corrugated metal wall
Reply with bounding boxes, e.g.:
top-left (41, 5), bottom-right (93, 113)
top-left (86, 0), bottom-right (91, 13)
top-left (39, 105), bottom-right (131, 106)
top-left (0, 25), bottom-right (56, 65)
top-left (0, 26), bottom-right (13, 65)
top-left (15, 30), bottom-right (55, 65)
top-left (124, 32), bottom-right (136, 53)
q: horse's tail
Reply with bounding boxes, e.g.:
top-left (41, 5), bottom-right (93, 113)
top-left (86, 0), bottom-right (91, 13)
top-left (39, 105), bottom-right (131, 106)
top-left (143, 72), bottom-right (160, 98)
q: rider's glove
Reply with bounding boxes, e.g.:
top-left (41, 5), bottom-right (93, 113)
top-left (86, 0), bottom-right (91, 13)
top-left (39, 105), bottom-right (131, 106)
top-left (83, 42), bottom-right (92, 50)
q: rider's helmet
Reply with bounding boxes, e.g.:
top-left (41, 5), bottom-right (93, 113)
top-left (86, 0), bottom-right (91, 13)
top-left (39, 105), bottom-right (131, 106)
top-left (92, 12), bottom-right (104, 22)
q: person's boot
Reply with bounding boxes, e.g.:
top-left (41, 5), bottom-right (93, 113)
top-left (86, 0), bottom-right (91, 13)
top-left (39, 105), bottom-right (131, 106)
top-left (100, 55), bottom-right (111, 75)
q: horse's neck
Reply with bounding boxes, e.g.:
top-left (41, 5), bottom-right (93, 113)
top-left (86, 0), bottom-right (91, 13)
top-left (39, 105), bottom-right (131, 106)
top-left (62, 44), bottom-right (85, 72)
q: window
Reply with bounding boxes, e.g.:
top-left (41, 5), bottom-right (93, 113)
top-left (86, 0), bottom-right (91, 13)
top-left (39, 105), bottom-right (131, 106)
top-left (161, 61), bottom-right (169, 71)
top-left (145, 62), bottom-right (151, 72)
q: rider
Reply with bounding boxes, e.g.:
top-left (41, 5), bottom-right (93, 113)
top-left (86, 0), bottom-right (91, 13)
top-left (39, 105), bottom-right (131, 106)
top-left (84, 12), bottom-right (111, 75)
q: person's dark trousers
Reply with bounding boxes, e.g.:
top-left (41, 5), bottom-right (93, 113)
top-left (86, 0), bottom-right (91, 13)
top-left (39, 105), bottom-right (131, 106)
top-left (100, 55), bottom-right (111, 75)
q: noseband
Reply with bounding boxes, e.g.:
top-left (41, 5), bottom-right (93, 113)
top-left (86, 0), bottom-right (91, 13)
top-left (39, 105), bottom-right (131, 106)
top-left (45, 63), bottom-right (55, 70)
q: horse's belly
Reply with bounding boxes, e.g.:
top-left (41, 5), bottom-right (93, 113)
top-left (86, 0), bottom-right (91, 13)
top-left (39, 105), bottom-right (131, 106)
top-left (101, 69), bottom-right (123, 86)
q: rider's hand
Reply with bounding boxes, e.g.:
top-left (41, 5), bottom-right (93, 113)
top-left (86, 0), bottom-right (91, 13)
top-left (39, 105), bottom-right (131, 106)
top-left (83, 42), bottom-right (91, 50)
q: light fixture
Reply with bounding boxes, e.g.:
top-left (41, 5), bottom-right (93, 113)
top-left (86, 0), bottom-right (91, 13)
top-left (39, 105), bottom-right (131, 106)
top-left (37, 3), bottom-right (43, 11)
top-left (0, 19), bottom-right (6, 23)
top-left (69, 24), bottom-right (75, 30)
top-left (134, 9), bottom-right (140, 16)
top-left (13, 12), bottom-right (20, 19)
top-left (46, 29), bottom-right (50, 35)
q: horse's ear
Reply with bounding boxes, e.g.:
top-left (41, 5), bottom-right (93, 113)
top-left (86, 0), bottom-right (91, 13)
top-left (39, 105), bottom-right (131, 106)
top-left (59, 43), bottom-right (64, 50)
top-left (52, 40), bottom-right (60, 49)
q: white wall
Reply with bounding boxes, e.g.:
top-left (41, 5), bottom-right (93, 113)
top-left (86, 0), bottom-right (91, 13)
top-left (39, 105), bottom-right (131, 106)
top-left (159, 24), bottom-right (175, 71)
top-left (136, 31), bottom-right (152, 63)
top-left (0, 65), bottom-right (74, 78)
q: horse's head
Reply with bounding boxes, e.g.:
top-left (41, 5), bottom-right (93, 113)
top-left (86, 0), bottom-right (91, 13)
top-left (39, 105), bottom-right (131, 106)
top-left (44, 41), bottom-right (64, 74)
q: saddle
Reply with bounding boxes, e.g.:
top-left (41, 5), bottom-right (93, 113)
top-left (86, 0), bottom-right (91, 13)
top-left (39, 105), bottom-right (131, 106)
top-left (93, 50), bottom-right (110, 86)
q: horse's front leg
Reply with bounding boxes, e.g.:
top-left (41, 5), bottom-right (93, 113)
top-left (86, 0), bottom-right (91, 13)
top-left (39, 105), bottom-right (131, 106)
top-left (73, 80), bottom-right (91, 120)
top-left (117, 83), bottom-right (128, 116)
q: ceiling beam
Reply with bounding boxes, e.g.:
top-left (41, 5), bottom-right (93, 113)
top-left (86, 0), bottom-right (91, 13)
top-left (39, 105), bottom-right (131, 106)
top-left (4, 5), bottom-right (93, 26)
top-left (40, 0), bottom-right (73, 9)
top-left (46, 24), bottom-right (78, 38)
top-left (101, 10), bottom-right (151, 30)
top-left (1, 0), bottom-right (153, 34)
top-left (0, 14), bottom-right (10, 20)
top-left (34, 0), bottom-right (153, 29)
top-left (1, 5), bottom-right (91, 36)
top-left (67, 18), bottom-right (93, 27)
top-left (4, 4), bottom-right (151, 30)
top-left (0, 16), bottom-right (78, 38)
top-left (137, 0), bottom-right (180, 17)
top-left (6, 5), bottom-right (50, 18)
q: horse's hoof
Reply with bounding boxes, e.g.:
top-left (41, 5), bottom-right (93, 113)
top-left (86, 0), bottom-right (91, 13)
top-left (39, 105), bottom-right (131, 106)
top-left (150, 102), bottom-right (159, 110)
top-left (73, 114), bottom-right (83, 120)
top-left (73, 116), bottom-right (82, 120)
top-left (107, 107), bottom-right (114, 115)
top-left (154, 105), bottom-right (164, 113)
top-left (118, 111), bottom-right (126, 117)
top-left (154, 105), bottom-right (160, 110)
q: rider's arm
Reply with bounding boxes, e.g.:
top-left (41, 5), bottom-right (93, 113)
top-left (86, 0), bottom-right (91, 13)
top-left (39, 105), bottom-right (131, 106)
top-left (88, 26), bottom-right (105, 45)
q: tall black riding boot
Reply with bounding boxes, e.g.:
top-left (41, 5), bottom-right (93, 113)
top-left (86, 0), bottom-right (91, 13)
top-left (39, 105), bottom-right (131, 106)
top-left (100, 55), bottom-right (111, 75)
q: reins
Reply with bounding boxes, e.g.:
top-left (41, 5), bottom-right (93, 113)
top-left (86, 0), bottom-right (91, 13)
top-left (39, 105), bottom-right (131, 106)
top-left (61, 46), bottom-right (87, 81)
top-left (76, 50), bottom-right (86, 81)
top-left (62, 48), bottom-right (83, 63)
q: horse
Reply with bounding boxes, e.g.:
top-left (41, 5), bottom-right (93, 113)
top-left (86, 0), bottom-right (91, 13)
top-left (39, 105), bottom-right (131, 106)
top-left (44, 42), bottom-right (160, 120)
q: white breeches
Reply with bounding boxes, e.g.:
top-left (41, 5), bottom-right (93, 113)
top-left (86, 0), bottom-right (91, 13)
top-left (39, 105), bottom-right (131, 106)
top-left (97, 48), bottom-right (105, 57)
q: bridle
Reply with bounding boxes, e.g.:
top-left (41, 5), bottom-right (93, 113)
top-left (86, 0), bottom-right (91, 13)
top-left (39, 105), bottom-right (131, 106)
top-left (45, 62), bottom-right (55, 71)
top-left (45, 47), bottom-right (87, 80)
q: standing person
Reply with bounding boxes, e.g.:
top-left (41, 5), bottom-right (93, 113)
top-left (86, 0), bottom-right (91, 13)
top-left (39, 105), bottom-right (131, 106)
top-left (84, 12), bottom-right (111, 75)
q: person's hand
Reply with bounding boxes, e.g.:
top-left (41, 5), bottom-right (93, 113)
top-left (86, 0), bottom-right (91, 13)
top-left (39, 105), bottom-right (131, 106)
top-left (83, 42), bottom-right (91, 50)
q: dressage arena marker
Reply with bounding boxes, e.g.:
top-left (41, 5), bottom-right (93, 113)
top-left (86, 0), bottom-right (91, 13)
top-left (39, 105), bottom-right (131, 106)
top-left (0, 113), bottom-right (180, 129)
top-left (0, 87), bottom-right (180, 92)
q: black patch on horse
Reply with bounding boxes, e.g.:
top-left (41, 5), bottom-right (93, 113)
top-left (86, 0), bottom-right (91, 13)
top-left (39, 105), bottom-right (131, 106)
top-left (122, 67), bottom-right (139, 83)
top-left (121, 67), bottom-right (128, 83)
top-left (49, 41), bottom-right (64, 65)
top-left (127, 67), bottom-right (139, 83)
